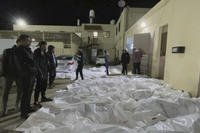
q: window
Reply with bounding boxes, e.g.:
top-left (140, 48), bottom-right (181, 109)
top-left (64, 44), bottom-right (71, 48)
top-left (75, 32), bottom-right (82, 37)
top-left (93, 31), bottom-right (98, 38)
top-left (103, 31), bottom-right (110, 38)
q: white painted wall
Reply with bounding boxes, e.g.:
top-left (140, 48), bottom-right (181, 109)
top-left (125, 0), bottom-right (200, 97)
top-left (115, 8), bottom-right (127, 59)
top-left (0, 39), bottom-right (16, 54)
top-left (13, 25), bottom-right (81, 33)
top-left (126, 8), bottom-right (150, 30)
top-left (47, 41), bottom-right (78, 56)
top-left (115, 7), bottom-right (150, 60)
top-left (13, 24), bottom-right (113, 61)
top-left (13, 26), bottom-right (81, 57)
top-left (81, 24), bottom-right (115, 61)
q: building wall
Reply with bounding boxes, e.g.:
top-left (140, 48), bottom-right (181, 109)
top-left (13, 26), bottom-right (81, 56)
top-left (81, 24), bottom-right (115, 62)
top-left (13, 25), bottom-right (80, 33)
top-left (49, 42), bottom-right (78, 56)
top-left (13, 24), bottom-right (115, 62)
top-left (125, 0), bottom-right (200, 97)
top-left (115, 8), bottom-right (127, 59)
top-left (0, 39), bottom-right (16, 54)
top-left (126, 8), bottom-right (150, 30)
top-left (115, 7), bottom-right (149, 60)
top-left (97, 25), bottom-right (115, 62)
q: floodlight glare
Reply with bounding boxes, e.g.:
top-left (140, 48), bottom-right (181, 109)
top-left (32, 38), bottom-right (35, 42)
top-left (141, 22), bottom-right (146, 28)
top-left (16, 19), bottom-right (27, 26)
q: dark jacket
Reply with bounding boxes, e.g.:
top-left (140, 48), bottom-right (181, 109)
top-left (0, 54), bottom-right (2, 76)
top-left (132, 49), bottom-right (143, 63)
top-left (75, 53), bottom-right (84, 68)
top-left (121, 52), bottom-right (130, 64)
top-left (2, 47), bottom-right (14, 76)
top-left (104, 54), bottom-right (109, 65)
top-left (34, 48), bottom-right (49, 79)
top-left (47, 51), bottom-right (57, 70)
top-left (16, 46), bottom-right (36, 77)
top-left (2, 45), bottom-right (24, 77)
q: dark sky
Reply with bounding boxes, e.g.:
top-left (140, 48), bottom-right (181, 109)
top-left (0, 0), bottom-right (160, 29)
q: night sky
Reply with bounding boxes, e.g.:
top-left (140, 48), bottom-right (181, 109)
top-left (0, 0), bottom-right (160, 29)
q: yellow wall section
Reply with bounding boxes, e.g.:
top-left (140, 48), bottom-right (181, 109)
top-left (48, 42), bottom-right (78, 56)
top-left (125, 0), bottom-right (200, 96)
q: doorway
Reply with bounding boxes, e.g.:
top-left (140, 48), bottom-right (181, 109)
top-left (133, 33), bottom-right (152, 75)
top-left (158, 25), bottom-right (168, 79)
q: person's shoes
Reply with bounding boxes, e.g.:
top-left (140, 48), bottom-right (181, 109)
top-left (28, 107), bottom-right (36, 113)
top-left (48, 84), bottom-right (55, 89)
top-left (34, 102), bottom-right (42, 108)
top-left (21, 114), bottom-right (29, 119)
top-left (1, 110), bottom-right (7, 117)
top-left (14, 105), bottom-right (20, 111)
top-left (52, 84), bottom-right (55, 87)
top-left (48, 86), bottom-right (53, 89)
top-left (41, 97), bottom-right (53, 102)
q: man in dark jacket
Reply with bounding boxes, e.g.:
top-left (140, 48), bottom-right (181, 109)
top-left (34, 41), bottom-right (52, 106)
top-left (0, 54), bottom-right (2, 76)
top-left (121, 49), bottom-right (130, 75)
top-left (1, 39), bottom-right (22, 116)
top-left (104, 50), bottom-right (109, 75)
top-left (47, 45), bottom-right (57, 88)
top-left (75, 50), bottom-right (84, 80)
top-left (16, 34), bottom-right (36, 119)
top-left (132, 48), bottom-right (143, 74)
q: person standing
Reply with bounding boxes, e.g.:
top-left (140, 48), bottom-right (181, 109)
top-left (47, 45), bottom-right (57, 88)
top-left (1, 39), bottom-right (22, 116)
top-left (75, 50), bottom-right (84, 80)
top-left (16, 34), bottom-right (37, 119)
top-left (121, 49), bottom-right (130, 75)
top-left (0, 54), bottom-right (2, 77)
top-left (34, 41), bottom-right (52, 106)
top-left (132, 48), bottom-right (143, 74)
top-left (104, 50), bottom-right (109, 75)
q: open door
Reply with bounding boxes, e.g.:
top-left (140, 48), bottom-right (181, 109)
top-left (134, 33), bottom-right (152, 75)
top-left (158, 25), bottom-right (168, 79)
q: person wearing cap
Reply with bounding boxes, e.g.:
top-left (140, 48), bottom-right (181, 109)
top-left (47, 45), bottom-right (57, 88)
top-left (16, 34), bottom-right (37, 119)
top-left (1, 39), bottom-right (22, 116)
top-left (132, 47), bottom-right (143, 74)
top-left (34, 41), bottom-right (52, 107)
top-left (104, 50), bottom-right (109, 75)
top-left (121, 49), bottom-right (130, 75)
top-left (74, 50), bottom-right (84, 80)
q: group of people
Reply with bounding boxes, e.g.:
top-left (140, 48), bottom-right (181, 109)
top-left (0, 34), bottom-right (143, 119)
top-left (65, 47), bottom-right (142, 78)
top-left (120, 48), bottom-right (143, 75)
top-left (1, 34), bottom-right (57, 119)
top-left (95, 48), bottom-right (143, 76)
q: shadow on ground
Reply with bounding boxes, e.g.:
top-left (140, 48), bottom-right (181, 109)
top-left (0, 78), bottom-right (71, 132)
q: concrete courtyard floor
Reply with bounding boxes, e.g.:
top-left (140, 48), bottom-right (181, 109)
top-left (0, 78), bottom-right (72, 133)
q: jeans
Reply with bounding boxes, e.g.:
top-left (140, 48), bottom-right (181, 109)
top-left (2, 76), bottom-right (22, 113)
